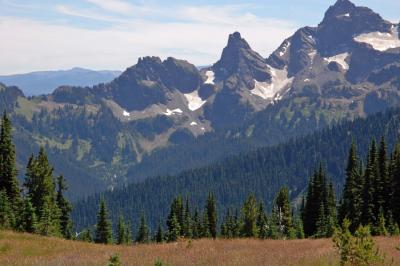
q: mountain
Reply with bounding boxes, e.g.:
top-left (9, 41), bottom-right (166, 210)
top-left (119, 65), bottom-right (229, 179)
top-left (1, 0), bottom-right (400, 199)
top-left (72, 107), bottom-right (400, 231)
top-left (0, 68), bottom-right (121, 96)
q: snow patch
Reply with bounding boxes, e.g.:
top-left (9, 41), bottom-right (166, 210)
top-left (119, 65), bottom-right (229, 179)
top-left (184, 90), bottom-right (206, 111)
top-left (204, 71), bottom-right (215, 85)
top-left (279, 41), bottom-right (291, 57)
top-left (250, 66), bottom-right (294, 101)
top-left (324, 52), bottom-right (350, 70)
top-left (338, 13), bottom-right (350, 18)
top-left (122, 110), bottom-right (130, 117)
top-left (354, 25), bottom-right (400, 51)
top-left (190, 121), bottom-right (198, 126)
top-left (163, 108), bottom-right (183, 116)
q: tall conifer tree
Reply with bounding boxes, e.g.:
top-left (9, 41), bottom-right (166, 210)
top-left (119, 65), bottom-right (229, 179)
top-left (361, 141), bottom-right (378, 226)
top-left (136, 212), bottom-right (150, 243)
top-left (205, 192), bottom-right (217, 239)
top-left (378, 137), bottom-right (391, 217)
top-left (339, 142), bottom-right (363, 231)
top-left (56, 175), bottom-right (72, 239)
top-left (95, 199), bottom-right (113, 244)
top-left (0, 113), bottom-right (21, 209)
top-left (241, 193), bottom-right (259, 238)
top-left (273, 187), bottom-right (292, 237)
top-left (391, 142), bottom-right (400, 224)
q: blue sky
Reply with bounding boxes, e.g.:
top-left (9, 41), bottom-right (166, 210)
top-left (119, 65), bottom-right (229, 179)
top-left (0, 0), bottom-right (398, 74)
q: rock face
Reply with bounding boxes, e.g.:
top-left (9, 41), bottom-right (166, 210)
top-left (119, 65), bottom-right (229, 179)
top-left (213, 32), bottom-right (271, 82)
top-left (96, 56), bottom-right (202, 111)
top-left (3, 0), bottom-right (400, 198)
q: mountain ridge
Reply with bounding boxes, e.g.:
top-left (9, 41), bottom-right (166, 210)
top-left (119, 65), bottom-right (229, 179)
top-left (0, 68), bottom-right (121, 96)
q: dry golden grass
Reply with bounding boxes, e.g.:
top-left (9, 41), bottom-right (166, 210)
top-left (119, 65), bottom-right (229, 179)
top-left (0, 231), bottom-right (399, 266)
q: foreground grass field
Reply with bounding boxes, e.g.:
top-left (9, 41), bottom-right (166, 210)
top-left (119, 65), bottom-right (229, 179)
top-left (0, 231), bottom-right (399, 266)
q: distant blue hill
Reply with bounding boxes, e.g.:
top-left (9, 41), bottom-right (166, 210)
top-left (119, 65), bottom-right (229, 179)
top-left (0, 67), bottom-right (122, 96)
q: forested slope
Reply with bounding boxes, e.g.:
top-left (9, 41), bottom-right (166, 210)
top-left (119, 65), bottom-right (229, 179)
top-left (72, 108), bottom-right (400, 230)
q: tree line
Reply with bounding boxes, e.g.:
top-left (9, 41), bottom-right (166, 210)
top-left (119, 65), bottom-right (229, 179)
top-left (85, 136), bottom-right (400, 244)
top-left (302, 137), bottom-right (400, 238)
top-left (73, 108), bottom-right (400, 232)
top-left (82, 187), bottom-right (305, 244)
top-left (0, 112), bottom-right (72, 238)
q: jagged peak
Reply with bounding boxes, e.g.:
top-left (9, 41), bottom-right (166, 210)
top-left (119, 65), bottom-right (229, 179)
top-left (226, 31), bottom-right (251, 50)
top-left (322, 0), bottom-right (356, 22)
top-left (137, 56), bottom-right (162, 66)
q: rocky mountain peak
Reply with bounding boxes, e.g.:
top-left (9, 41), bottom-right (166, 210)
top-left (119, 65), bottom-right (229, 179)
top-left (136, 56), bottom-right (163, 68)
top-left (317, 0), bottom-right (392, 56)
top-left (226, 32), bottom-right (251, 50)
top-left (213, 32), bottom-right (270, 82)
top-left (324, 0), bottom-right (356, 19)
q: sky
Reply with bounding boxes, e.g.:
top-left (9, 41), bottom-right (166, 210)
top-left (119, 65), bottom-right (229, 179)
top-left (0, 0), bottom-right (399, 75)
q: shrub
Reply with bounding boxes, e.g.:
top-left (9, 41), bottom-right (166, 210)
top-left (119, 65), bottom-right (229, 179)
top-left (333, 219), bottom-right (386, 266)
top-left (108, 253), bottom-right (121, 266)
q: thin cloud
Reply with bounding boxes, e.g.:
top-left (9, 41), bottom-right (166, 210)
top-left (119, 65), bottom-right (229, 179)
top-left (55, 5), bottom-right (131, 23)
top-left (0, 3), bottom-right (299, 74)
top-left (85, 0), bottom-right (135, 15)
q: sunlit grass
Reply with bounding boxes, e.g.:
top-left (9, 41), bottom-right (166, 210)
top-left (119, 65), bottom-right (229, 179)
top-left (0, 230), bottom-right (399, 265)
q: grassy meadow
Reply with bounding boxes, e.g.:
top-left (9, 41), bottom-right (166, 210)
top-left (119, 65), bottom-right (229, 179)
top-left (0, 230), bottom-right (399, 265)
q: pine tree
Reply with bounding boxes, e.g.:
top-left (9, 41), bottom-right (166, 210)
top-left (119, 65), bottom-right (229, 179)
top-left (205, 193), bottom-right (217, 239)
top-left (0, 190), bottom-right (15, 229)
top-left (339, 142), bottom-right (363, 231)
top-left (378, 137), bottom-right (391, 217)
top-left (256, 203), bottom-right (268, 239)
top-left (124, 221), bottom-right (132, 244)
top-left (293, 215), bottom-right (305, 239)
top-left (136, 212), bottom-right (150, 243)
top-left (167, 213), bottom-right (181, 242)
top-left (166, 196), bottom-right (183, 238)
top-left (37, 196), bottom-right (61, 236)
top-left (241, 193), bottom-right (259, 238)
top-left (361, 141), bottom-right (378, 226)
top-left (0, 112), bottom-right (21, 209)
top-left (56, 175), bottom-right (72, 239)
top-left (191, 208), bottom-right (201, 239)
top-left (116, 214), bottom-right (127, 245)
top-left (182, 197), bottom-right (192, 238)
top-left (155, 224), bottom-right (164, 243)
top-left (232, 209), bottom-right (242, 238)
top-left (267, 212), bottom-right (279, 239)
top-left (375, 207), bottom-right (388, 236)
top-left (274, 187), bottom-right (293, 237)
top-left (24, 148), bottom-right (60, 229)
top-left (391, 142), bottom-right (400, 224)
top-left (303, 171), bottom-right (318, 236)
top-left (304, 165), bottom-right (337, 237)
top-left (19, 198), bottom-right (37, 233)
top-left (80, 229), bottom-right (93, 242)
top-left (95, 199), bottom-right (113, 244)
top-left (221, 209), bottom-right (235, 238)
top-left (326, 181), bottom-right (337, 237)
top-left (315, 202), bottom-right (327, 238)
top-left (201, 211), bottom-right (211, 238)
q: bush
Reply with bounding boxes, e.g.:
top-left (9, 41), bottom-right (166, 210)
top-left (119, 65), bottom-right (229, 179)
top-left (108, 253), bottom-right (121, 266)
top-left (333, 219), bottom-right (386, 266)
